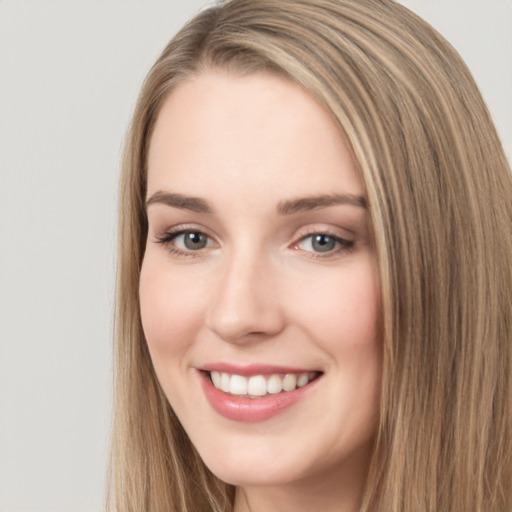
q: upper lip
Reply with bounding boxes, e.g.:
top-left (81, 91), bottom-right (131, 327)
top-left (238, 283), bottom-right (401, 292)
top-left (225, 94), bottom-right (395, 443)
top-left (199, 362), bottom-right (321, 376)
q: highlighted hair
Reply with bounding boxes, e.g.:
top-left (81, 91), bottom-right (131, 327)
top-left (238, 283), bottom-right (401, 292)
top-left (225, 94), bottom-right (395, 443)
top-left (109, 1), bottom-right (512, 510)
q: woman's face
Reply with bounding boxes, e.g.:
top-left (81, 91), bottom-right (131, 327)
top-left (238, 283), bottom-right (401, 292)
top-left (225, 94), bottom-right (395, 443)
top-left (140, 71), bottom-right (381, 494)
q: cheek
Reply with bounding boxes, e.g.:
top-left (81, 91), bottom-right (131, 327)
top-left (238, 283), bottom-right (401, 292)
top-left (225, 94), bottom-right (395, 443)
top-left (289, 259), bottom-right (381, 352)
top-left (338, 281), bottom-right (380, 344)
top-left (139, 253), bottom-right (206, 356)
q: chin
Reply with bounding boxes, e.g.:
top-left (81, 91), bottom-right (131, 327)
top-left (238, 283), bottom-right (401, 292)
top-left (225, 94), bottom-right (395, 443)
top-left (192, 427), bottom-right (374, 490)
top-left (204, 456), bottom-right (304, 487)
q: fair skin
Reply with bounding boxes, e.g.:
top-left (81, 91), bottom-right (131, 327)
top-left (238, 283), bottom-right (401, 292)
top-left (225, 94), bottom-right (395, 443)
top-left (140, 70), bottom-right (382, 512)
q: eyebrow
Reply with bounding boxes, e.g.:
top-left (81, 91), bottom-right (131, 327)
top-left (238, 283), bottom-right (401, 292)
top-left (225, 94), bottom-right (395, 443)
top-left (145, 191), bottom-right (368, 214)
top-left (146, 191), bottom-right (212, 213)
top-left (277, 193), bottom-right (368, 214)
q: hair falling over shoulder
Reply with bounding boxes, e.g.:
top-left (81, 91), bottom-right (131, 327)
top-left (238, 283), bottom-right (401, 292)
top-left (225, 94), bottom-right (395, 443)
top-left (107, 0), bottom-right (512, 510)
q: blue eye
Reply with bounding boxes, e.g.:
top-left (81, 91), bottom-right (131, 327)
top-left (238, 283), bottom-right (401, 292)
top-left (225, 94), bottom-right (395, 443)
top-left (297, 233), bottom-right (354, 254)
top-left (310, 234), bottom-right (336, 252)
top-left (155, 230), bottom-right (215, 254)
top-left (176, 231), bottom-right (210, 250)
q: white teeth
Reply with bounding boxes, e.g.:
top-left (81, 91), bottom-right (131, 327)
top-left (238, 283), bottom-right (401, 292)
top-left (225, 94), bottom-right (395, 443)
top-left (209, 371), bottom-right (317, 396)
top-left (211, 371), bottom-right (221, 388)
top-left (230, 374), bottom-right (248, 395)
top-left (220, 372), bottom-right (230, 393)
top-left (267, 374), bottom-right (282, 394)
top-left (282, 373), bottom-right (297, 391)
top-left (297, 373), bottom-right (309, 387)
top-left (248, 375), bottom-right (267, 396)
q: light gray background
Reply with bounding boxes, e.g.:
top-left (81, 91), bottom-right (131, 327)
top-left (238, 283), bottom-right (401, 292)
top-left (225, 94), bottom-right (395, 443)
top-left (0, 1), bottom-right (510, 511)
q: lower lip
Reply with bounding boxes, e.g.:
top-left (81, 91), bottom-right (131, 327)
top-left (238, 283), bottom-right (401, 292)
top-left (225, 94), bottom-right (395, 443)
top-left (200, 371), bottom-right (318, 423)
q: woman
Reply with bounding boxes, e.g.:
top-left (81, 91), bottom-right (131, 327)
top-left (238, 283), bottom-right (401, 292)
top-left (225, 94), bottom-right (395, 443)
top-left (108, 0), bottom-right (512, 510)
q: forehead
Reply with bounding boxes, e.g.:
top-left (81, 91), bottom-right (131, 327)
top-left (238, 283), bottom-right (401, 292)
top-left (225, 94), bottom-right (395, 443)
top-left (147, 70), bottom-right (364, 203)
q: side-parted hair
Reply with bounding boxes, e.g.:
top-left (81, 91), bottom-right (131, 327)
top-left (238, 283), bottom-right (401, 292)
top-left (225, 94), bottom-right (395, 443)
top-left (109, 1), bottom-right (512, 510)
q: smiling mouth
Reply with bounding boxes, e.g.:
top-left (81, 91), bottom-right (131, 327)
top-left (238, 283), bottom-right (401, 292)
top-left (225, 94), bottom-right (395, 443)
top-left (207, 370), bottom-right (322, 398)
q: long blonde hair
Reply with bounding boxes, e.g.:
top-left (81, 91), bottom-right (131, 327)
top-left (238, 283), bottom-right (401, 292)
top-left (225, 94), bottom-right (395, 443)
top-left (108, 1), bottom-right (512, 510)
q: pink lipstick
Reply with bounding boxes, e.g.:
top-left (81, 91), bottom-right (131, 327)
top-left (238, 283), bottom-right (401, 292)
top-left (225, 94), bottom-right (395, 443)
top-left (199, 364), bottom-right (321, 422)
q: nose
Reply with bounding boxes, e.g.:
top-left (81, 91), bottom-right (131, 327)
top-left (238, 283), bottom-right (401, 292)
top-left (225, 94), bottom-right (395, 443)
top-left (205, 250), bottom-right (286, 344)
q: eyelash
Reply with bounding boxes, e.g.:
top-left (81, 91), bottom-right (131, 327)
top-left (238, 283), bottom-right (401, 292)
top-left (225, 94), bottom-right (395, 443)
top-left (154, 228), bottom-right (216, 258)
top-left (292, 231), bottom-right (355, 259)
top-left (154, 228), bottom-right (355, 259)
